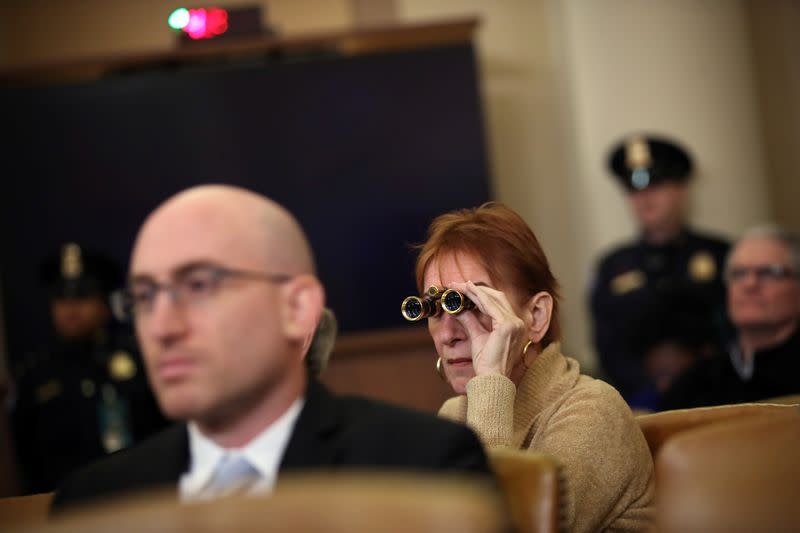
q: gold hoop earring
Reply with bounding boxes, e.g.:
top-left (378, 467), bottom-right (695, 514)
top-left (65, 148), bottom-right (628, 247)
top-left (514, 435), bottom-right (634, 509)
top-left (435, 357), bottom-right (446, 381)
top-left (522, 340), bottom-right (533, 370)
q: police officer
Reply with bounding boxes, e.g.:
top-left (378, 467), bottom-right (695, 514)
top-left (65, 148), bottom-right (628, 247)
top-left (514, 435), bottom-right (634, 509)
top-left (589, 135), bottom-right (730, 407)
top-left (11, 243), bottom-right (167, 494)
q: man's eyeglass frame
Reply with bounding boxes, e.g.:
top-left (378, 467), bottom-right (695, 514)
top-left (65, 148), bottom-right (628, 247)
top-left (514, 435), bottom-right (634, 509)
top-left (724, 264), bottom-right (799, 284)
top-left (110, 263), bottom-right (293, 321)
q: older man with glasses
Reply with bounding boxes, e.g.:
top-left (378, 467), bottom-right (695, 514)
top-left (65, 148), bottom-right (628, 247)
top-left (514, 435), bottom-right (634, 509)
top-left (660, 226), bottom-right (800, 410)
top-left (50, 185), bottom-right (490, 513)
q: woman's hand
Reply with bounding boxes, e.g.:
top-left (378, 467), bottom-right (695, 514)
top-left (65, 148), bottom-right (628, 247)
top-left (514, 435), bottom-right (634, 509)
top-left (446, 281), bottom-right (529, 378)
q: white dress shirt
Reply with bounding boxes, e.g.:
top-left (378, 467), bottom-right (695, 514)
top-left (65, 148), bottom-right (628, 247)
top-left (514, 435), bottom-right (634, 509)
top-left (179, 398), bottom-right (304, 502)
top-left (729, 342), bottom-right (755, 380)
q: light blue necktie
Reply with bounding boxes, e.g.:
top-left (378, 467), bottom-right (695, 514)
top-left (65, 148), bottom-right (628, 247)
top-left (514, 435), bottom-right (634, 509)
top-left (201, 455), bottom-right (261, 499)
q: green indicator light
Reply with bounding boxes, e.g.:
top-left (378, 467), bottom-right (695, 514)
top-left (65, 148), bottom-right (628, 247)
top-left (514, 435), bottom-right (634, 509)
top-left (168, 8), bottom-right (190, 30)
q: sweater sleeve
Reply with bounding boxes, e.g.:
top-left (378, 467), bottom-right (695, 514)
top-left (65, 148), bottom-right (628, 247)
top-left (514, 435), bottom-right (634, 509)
top-left (438, 395), bottom-right (467, 423)
top-left (532, 383), bottom-right (654, 533)
top-left (462, 374), bottom-right (517, 448)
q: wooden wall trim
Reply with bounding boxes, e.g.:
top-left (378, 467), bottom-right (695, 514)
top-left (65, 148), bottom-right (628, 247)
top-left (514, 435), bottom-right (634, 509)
top-left (321, 326), bottom-right (452, 413)
top-left (331, 326), bottom-right (432, 359)
top-left (0, 17), bottom-right (479, 88)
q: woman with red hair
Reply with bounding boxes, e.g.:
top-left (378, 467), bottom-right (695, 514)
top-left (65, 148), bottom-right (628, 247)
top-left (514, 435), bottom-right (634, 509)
top-left (413, 203), bottom-right (654, 533)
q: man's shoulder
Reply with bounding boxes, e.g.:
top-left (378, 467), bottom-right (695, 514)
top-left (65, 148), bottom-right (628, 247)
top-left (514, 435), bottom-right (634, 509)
top-left (318, 391), bottom-right (489, 473)
top-left (90, 423), bottom-right (185, 469)
top-left (52, 425), bottom-right (186, 513)
top-left (590, 242), bottom-right (642, 297)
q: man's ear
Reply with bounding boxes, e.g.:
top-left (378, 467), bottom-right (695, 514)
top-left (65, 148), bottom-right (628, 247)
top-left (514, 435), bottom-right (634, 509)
top-left (281, 274), bottom-right (325, 343)
top-left (524, 291), bottom-right (553, 344)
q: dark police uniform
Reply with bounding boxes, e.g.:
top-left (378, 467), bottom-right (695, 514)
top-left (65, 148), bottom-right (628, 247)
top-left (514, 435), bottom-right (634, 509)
top-left (11, 244), bottom-right (167, 494)
top-left (589, 136), bottom-right (730, 404)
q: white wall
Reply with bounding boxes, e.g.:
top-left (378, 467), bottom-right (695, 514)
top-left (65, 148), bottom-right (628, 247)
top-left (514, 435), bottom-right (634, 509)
top-left (748, 0), bottom-right (800, 232)
top-left (561, 0), bottom-right (770, 248)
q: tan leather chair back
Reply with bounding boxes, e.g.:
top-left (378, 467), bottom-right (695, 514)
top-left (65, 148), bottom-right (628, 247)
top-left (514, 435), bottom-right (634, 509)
top-left (0, 492), bottom-right (53, 528)
top-left (489, 448), bottom-right (565, 533)
top-left (636, 402), bottom-right (796, 459)
top-left (27, 473), bottom-right (508, 533)
top-left (656, 410), bottom-right (800, 532)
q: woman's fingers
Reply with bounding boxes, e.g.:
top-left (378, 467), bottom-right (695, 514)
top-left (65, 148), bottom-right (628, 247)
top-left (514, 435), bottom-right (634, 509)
top-left (447, 281), bottom-right (528, 377)
top-left (448, 281), bottom-right (516, 324)
top-left (456, 305), bottom-right (490, 335)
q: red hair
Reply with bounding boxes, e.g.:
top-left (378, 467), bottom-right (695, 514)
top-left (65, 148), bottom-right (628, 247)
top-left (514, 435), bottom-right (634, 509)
top-left (415, 203), bottom-right (561, 346)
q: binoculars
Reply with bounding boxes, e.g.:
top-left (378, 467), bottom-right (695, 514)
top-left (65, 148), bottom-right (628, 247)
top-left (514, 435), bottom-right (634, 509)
top-left (401, 285), bottom-right (476, 321)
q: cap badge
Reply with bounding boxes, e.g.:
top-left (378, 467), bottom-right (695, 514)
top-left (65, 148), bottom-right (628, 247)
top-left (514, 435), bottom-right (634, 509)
top-left (61, 243), bottom-right (83, 280)
top-left (625, 136), bottom-right (652, 169)
top-left (625, 137), bottom-right (652, 190)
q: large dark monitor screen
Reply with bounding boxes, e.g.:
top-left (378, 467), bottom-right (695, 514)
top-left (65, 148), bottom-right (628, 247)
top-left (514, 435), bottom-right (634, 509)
top-left (1, 42), bottom-right (491, 361)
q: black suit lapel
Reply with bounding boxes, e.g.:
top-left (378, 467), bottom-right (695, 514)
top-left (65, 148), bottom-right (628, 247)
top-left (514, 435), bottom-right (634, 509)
top-left (124, 424), bottom-right (190, 492)
top-left (158, 424), bottom-right (191, 485)
top-left (51, 424), bottom-right (191, 515)
top-left (279, 379), bottom-right (343, 472)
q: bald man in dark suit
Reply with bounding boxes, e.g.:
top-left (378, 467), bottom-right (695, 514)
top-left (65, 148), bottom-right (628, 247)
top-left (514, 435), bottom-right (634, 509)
top-left (53, 185), bottom-right (489, 513)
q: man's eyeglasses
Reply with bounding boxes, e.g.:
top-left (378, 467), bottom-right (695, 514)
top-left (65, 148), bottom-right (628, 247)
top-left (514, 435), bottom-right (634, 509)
top-left (724, 264), bottom-right (799, 284)
top-left (110, 263), bottom-right (292, 321)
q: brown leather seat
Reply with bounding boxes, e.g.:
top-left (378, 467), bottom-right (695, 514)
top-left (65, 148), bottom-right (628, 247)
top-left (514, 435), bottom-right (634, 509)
top-left (25, 473), bottom-right (509, 533)
top-left (488, 448), bottom-right (565, 533)
top-left (636, 402), bottom-right (796, 459)
top-left (0, 492), bottom-right (53, 527)
top-left (656, 409), bottom-right (800, 532)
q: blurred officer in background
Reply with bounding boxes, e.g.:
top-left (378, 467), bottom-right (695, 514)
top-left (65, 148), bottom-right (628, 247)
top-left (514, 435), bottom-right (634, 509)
top-left (11, 243), bottom-right (167, 494)
top-left (589, 135), bottom-right (730, 407)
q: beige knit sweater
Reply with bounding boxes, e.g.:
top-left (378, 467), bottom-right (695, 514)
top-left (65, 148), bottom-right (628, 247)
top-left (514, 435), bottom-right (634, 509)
top-left (439, 343), bottom-right (655, 533)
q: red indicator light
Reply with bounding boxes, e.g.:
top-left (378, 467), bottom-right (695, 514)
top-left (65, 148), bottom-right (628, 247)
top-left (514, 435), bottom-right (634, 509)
top-left (181, 7), bottom-right (229, 40)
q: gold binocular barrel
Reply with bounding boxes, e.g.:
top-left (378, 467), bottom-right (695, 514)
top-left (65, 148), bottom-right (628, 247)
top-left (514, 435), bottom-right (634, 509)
top-left (401, 286), bottom-right (475, 321)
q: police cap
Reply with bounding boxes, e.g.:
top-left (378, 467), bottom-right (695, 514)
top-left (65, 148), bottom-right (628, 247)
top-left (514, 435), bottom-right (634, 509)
top-left (608, 134), bottom-right (693, 191)
top-left (40, 243), bottom-right (122, 299)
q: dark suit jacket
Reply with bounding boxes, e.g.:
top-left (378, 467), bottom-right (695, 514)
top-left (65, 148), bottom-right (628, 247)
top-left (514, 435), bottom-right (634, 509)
top-left (659, 328), bottom-right (800, 410)
top-left (51, 379), bottom-right (490, 513)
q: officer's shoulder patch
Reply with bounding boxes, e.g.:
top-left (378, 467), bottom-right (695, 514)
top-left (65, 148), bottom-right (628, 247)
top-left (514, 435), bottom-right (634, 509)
top-left (611, 270), bottom-right (646, 295)
top-left (35, 379), bottom-right (62, 404)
